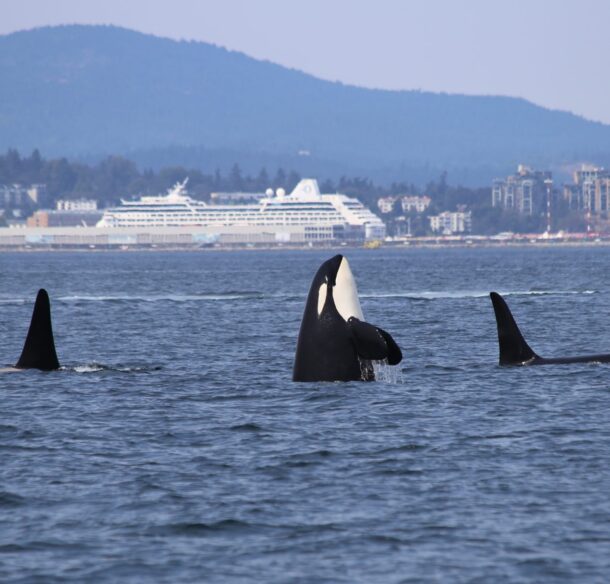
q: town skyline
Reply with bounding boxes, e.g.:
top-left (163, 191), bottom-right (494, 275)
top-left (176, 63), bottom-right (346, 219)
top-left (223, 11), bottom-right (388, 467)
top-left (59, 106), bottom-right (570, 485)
top-left (1, 147), bottom-right (605, 239)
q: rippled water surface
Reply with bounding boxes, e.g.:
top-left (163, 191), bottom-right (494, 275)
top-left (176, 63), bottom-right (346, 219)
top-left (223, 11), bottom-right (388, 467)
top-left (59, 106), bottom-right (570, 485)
top-left (2, 247), bottom-right (610, 583)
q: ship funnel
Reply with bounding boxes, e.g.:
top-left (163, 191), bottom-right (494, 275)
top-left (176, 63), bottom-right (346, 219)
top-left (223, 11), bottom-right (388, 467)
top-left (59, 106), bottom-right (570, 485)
top-left (290, 179), bottom-right (321, 198)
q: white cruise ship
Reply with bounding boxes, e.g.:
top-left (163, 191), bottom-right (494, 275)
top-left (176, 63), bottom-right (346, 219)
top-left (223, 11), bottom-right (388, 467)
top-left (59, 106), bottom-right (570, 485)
top-left (96, 179), bottom-right (386, 241)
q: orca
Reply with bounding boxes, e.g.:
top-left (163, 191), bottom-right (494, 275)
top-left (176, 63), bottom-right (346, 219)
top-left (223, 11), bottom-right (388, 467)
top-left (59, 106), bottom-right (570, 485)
top-left (490, 291), bottom-right (610, 366)
top-left (293, 255), bottom-right (402, 381)
top-left (13, 289), bottom-right (60, 371)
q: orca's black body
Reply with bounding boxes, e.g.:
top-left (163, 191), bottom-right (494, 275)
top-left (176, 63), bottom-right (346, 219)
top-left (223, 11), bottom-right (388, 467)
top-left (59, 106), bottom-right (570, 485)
top-left (490, 291), bottom-right (610, 366)
top-left (293, 255), bottom-right (402, 381)
top-left (15, 289), bottom-right (60, 370)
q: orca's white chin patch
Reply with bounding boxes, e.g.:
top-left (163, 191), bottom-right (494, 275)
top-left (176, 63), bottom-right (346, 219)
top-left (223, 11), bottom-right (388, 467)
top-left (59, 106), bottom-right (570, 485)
top-left (334, 257), bottom-right (364, 321)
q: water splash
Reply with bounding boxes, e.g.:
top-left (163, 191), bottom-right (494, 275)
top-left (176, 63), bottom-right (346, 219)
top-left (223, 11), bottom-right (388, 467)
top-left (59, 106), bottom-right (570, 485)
top-left (68, 363), bottom-right (162, 373)
top-left (372, 360), bottom-right (404, 384)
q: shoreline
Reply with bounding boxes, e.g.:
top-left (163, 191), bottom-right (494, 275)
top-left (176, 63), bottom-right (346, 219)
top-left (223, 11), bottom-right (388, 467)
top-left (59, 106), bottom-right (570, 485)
top-left (2, 239), bottom-right (610, 253)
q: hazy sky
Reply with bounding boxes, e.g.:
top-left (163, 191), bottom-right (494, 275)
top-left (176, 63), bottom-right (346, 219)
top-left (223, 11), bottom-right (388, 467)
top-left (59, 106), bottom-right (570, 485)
top-left (2, 0), bottom-right (609, 124)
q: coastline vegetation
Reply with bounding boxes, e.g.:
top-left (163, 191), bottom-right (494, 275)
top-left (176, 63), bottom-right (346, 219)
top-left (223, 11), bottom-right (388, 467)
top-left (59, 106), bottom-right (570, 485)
top-left (0, 149), bottom-right (587, 234)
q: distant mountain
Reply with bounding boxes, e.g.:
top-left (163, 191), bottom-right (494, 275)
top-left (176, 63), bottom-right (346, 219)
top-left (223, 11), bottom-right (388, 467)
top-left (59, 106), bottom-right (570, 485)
top-left (1, 25), bottom-right (609, 184)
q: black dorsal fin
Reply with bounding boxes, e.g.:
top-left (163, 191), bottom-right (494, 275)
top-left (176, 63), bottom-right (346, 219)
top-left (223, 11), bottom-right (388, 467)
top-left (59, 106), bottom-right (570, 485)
top-left (15, 289), bottom-right (60, 370)
top-left (490, 292), bottom-right (538, 366)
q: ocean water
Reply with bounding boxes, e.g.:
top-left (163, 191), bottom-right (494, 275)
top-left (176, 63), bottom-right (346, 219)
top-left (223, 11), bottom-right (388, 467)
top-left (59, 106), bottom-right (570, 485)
top-left (1, 246), bottom-right (610, 583)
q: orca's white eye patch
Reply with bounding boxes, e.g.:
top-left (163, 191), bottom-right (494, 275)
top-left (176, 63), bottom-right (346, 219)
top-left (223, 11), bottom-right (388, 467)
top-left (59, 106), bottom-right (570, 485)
top-left (317, 283), bottom-right (327, 315)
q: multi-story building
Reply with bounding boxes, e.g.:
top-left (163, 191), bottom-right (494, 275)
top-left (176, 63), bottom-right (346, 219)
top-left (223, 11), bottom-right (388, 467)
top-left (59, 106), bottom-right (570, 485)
top-left (27, 199), bottom-right (102, 227)
top-left (377, 196), bottom-right (396, 214)
top-left (400, 195), bottom-right (431, 213)
top-left (377, 195), bottom-right (431, 215)
top-left (429, 210), bottom-right (472, 235)
top-left (492, 165), bottom-right (552, 215)
top-left (563, 165), bottom-right (610, 215)
top-left (0, 184), bottom-right (47, 208)
top-left (56, 199), bottom-right (98, 212)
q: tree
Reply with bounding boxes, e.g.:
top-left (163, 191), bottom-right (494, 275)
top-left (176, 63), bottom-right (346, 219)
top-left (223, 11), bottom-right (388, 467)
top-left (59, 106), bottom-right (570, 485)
top-left (26, 149), bottom-right (43, 179)
top-left (229, 163), bottom-right (243, 190)
top-left (3, 149), bottom-right (22, 182)
top-left (287, 171), bottom-right (301, 191)
top-left (273, 168), bottom-right (286, 188)
top-left (94, 157), bottom-right (140, 202)
top-left (256, 167), bottom-right (269, 190)
top-left (320, 179), bottom-right (335, 193)
top-left (44, 158), bottom-right (77, 198)
top-left (213, 168), bottom-right (222, 190)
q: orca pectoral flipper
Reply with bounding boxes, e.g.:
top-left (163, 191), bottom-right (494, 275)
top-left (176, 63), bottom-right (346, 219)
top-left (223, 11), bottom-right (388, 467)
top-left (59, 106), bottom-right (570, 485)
top-left (490, 292), bottom-right (539, 366)
top-left (377, 327), bottom-right (403, 365)
top-left (15, 289), bottom-right (60, 371)
top-left (347, 317), bottom-right (403, 365)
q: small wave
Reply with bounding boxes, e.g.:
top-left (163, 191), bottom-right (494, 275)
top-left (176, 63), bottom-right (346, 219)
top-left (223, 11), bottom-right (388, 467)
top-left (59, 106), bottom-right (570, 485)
top-left (0, 491), bottom-right (26, 508)
top-left (0, 289), bottom-right (595, 305)
top-left (0, 298), bottom-right (27, 305)
top-left (360, 290), bottom-right (596, 300)
top-left (377, 443), bottom-right (426, 454)
top-left (57, 293), bottom-right (264, 303)
top-left (150, 519), bottom-right (256, 536)
top-left (68, 363), bottom-right (162, 373)
top-left (376, 468), bottom-right (425, 477)
top-left (367, 534), bottom-right (405, 545)
top-left (0, 540), bottom-right (90, 552)
top-left (229, 423), bottom-right (264, 432)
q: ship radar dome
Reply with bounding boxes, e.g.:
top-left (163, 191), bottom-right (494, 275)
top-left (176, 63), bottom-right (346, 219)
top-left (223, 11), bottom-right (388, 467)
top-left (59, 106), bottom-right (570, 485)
top-left (276, 188), bottom-right (286, 198)
top-left (265, 188), bottom-right (274, 196)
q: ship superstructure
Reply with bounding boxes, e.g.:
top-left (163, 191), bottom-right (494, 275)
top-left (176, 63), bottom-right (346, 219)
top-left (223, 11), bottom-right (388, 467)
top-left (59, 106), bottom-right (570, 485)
top-left (96, 179), bottom-right (386, 241)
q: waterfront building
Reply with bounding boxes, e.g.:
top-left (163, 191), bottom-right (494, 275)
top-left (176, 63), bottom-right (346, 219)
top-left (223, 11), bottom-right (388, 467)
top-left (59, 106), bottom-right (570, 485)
top-left (56, 199), bottom-right (98, 212)
top-left (492, 165), bottom-right (552, 215)
top-left (400, 195), bottom-right (431, 214)
top-left (0, 225), bottom-right (219, 249)
top-left (377, 195), bottom-right (431, 215)
top-left (27, 199), bottom-right (102, 227)
top-left (377, 197), bottom-right (396, 214)
top-left (429, 210), bottom-right (472, 235)
top-left (27, 209), bottom-right (103, 228)
top-left (563, 165), bottom-right (610, 215)
top-left (0, 183), bottom-right (47, 208)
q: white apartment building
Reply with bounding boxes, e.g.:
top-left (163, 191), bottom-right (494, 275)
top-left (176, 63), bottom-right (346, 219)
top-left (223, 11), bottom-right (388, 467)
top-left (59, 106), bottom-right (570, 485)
top-left (377, 196), bottom-right (396, 214)
top-left (429, 211), bottom-right (472, 234)
top-left (56, 199), bottom-right (98, 211)
top-left (401, 195), bottom-right (431, 213)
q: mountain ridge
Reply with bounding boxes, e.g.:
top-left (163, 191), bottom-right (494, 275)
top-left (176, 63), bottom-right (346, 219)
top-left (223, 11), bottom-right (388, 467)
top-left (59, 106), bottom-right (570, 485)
top-left (1, 24), bottom-right (609, 184)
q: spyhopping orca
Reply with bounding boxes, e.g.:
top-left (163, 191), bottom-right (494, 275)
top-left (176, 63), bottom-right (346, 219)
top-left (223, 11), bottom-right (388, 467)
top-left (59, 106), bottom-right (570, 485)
top-left (293, 255), bottom-right (402, 381)
top-left (490, 291), bottom-right (610, 366)
top-left (14, 289), bottom-right (60, 370)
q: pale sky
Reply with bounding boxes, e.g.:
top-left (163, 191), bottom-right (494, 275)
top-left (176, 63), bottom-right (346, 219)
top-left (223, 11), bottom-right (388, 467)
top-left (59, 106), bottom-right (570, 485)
top-left (2, 0), bottom-right (609, 124)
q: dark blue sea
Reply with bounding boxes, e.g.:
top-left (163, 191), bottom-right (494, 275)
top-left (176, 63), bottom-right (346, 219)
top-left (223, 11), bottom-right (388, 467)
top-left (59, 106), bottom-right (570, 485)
top-left (2, 247), bottom-right (610, 583)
